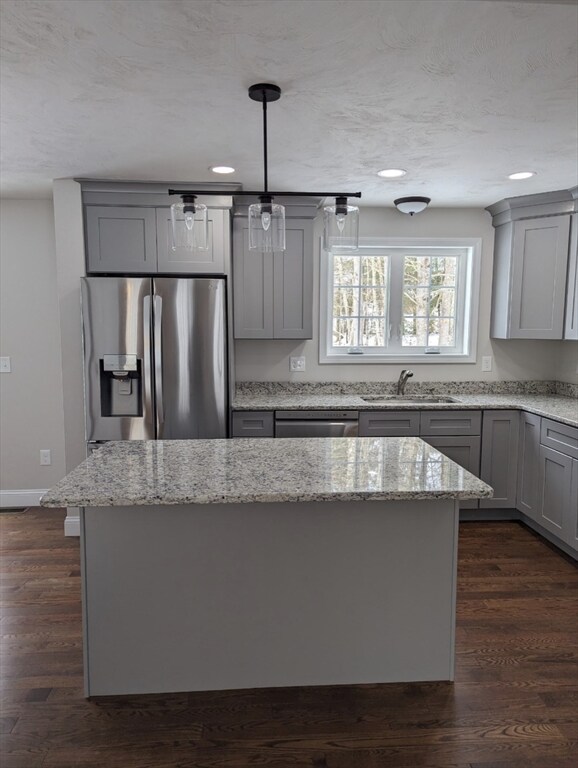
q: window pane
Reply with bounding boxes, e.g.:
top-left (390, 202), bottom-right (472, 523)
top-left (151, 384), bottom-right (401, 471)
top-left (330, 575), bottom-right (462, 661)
top-left (431, 257), bottom-right (457, 287)
top-left (361, 256), bottom-right (387, 286)
top-left (439, 317), bottom-right (455, 346)
top-left (333, 287), bottom-right (359, 317)
top-left (333, 318), bottom-right (358, 347)
top-left (361, 318), bottom-right (385, 347)
top-left (334, 255), bottom-right (359, 286)
top-left (361, 287), bottom-right (385, 317)
top-left (403, 256), bottom-right (430, 285)
top-left (429, 288), bottom-right (455, 317)
top-left (402, 317), bottom-right (428, 346)
top-left (403, 287), bottom-right (430, 316)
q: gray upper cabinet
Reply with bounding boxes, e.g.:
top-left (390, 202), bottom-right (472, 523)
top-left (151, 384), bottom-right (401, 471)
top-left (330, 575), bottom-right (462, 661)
top-left (480, 410), bottom-right (519, 508)
top-left (233, 218), bottom-right (313, 339)
top-left (487, 188), bottom-right (577, 340)
top-left (490, 215), bottom-right (570, 339)
top-left (564, 213), bottom-right (578, 340)
top-left (86, 206), bottom-right (158, 273)
top-left (156, 208), bottom-right (228, 274)
top-left (84, 184), bottom-right (230, 275)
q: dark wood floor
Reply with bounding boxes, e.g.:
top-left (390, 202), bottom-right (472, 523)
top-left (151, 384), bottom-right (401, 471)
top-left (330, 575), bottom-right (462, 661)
top-left (0, 510), bottom-right (576, 768)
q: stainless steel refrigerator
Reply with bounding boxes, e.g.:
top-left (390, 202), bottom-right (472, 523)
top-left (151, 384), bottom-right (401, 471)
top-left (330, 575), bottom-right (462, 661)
top-left (81, 277), bottom-right (228, 445)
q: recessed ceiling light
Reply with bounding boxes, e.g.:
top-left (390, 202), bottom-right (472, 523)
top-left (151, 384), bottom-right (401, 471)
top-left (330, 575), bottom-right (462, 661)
top-left (377, 168), bottom-right (407, 178)
top-left (210, 166), bottom-right (235, 174)
top-left (508, 171), bottom-right (536, 180)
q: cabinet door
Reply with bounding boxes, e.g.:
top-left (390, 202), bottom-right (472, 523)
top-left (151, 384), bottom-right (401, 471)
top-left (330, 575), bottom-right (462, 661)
top-left (516, 411), bottom-right (541, 520)
top-left (358, 411), bottom-right (420, 437)
top-left (568, 459), bottom-right (578, 551)
top-left (233, 217), bottom-right (313, 339)
top-left (86, 206), bottom-right (157, 273)
top-left (480, 410), bottom-right (519, 508)
top-left (233, 219), bottom-right (274, 338)
top-left (273, 220), bottom-right (313, 339)
top-left (156, 208), bottom-right (227, 274)
top-left (420, 410), bottom-right (481, 436)
top-left (509, 215), bottom-right (570, 339)
top-left (537, 445), bottom-right (573, 543)
top-left (564, 213), bottom-right (578, 340)
top-left (421, 436), bottom-right (481, 509)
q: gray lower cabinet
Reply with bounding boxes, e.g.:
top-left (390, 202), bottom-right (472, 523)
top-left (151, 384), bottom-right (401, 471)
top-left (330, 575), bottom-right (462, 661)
top-left (516, 411), bottom-right (541, 519)
top-left (233, 218), bottom-right (313, 339)
top-left (421, 436), bottom-right (481, 509)
top-left (570, 460), bottom-right (578, 550)
top-left (358, 411), bottom-right (420, 437)
top-left (86, 205), bottom-right (228, 274)
top-left (480, 410), bottom-right (520, 508)
top-left (537, 445), bottom-right (574, 548)
top-left (231, 411), bottom-right (274, 438)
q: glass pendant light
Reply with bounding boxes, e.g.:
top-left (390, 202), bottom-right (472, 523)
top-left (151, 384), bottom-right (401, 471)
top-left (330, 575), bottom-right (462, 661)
top-left (247, 84), bottom-right (285, 253)
top-left (170, 195), bottom-right (209, 251)
top-left (323, 196), bottom-right (359, 250)
top-left (168, 84), bottom-right (362, 251)
top-left (248, 195), bottom-right (285, 252)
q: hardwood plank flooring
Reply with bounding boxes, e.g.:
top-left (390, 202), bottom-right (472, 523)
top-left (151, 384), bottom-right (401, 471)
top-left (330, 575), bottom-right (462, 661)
top-left (1, 509), bottom-right (576, 768)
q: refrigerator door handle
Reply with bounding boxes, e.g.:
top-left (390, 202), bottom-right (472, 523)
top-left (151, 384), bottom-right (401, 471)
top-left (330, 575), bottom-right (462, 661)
top-left (153, 295), bottom-right (165, 429)
top-left (142, 295), bottom-right (154, 435)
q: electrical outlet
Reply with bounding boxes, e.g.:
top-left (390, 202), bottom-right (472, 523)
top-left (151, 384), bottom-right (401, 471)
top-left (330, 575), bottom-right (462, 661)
top-left (481, 356), bottom-right (493, 372)
top-left (0, 357), bottom-right (11, 373)
top-left (290, 356), bottom-right (306, 372)
top-left (40, 450), bottom-right (52, 466)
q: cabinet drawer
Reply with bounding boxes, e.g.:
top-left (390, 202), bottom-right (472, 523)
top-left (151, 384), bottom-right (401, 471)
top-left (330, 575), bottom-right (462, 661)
top-left (420, 410), bottom-right (481, 436)
top-left (540, 418), bottom-right (578, 459)
top-left (358, 411), bottom-right (420, 437)
top-left (231, 411), bottom-right (274, 438)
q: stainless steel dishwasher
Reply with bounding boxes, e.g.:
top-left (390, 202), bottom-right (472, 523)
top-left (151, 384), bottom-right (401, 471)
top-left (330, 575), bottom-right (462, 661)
top-left (274, 410), bottom-right (359, 437)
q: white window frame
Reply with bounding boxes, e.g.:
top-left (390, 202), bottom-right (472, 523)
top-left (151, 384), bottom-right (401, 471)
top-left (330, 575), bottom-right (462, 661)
top-left (319, 237), bottom-right (481, 364)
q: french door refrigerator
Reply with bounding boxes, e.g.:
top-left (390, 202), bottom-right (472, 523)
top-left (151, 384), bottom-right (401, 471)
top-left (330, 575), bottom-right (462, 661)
top-left (81, 276), bottom-right (228, 445)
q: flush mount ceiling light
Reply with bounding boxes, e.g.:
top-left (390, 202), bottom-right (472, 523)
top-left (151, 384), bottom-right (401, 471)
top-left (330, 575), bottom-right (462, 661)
top-left (508, 171), bottom-right (536, 180)
top-left (169, 83), bottom-right (361, 253)
top-left (394, 196), bottom-right (431, 215)
top-left (210, 166), bottom-right (236, 174)
top-left (377, 168), bottom-right (407, 178)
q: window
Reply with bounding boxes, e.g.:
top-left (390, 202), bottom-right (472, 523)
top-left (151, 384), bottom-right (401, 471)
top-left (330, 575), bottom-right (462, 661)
top-left (320, 238), bottom-right (481, 363)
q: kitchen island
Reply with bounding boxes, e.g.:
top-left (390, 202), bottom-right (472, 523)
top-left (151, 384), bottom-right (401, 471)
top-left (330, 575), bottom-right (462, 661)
top-left (41, 437), bottom-right (492, 697)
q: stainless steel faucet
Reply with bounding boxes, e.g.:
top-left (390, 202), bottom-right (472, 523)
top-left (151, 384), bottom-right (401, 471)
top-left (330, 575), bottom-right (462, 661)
top-left (396, 369), bottom-right (414, 395)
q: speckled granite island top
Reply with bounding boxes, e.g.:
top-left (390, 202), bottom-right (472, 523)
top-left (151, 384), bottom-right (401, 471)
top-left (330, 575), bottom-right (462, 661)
top-left (233, 393), bottom-right (578, 427)
top-left (41, 437), bottom-right (492, 508)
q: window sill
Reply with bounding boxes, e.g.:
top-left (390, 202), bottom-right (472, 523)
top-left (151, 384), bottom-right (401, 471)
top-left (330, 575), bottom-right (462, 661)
top-left (319, 353), bottom-right (477, 364)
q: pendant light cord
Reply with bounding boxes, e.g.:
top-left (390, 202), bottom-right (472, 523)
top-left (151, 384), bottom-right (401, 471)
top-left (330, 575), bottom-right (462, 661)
top-left (262, 92), bottom-right (268, 194)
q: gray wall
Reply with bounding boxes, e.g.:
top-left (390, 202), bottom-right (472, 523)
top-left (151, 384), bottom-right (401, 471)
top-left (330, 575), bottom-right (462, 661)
top-left (234, 206), bottom-right (568, 383)
top-left (0, 199), bottom-right (66, 495)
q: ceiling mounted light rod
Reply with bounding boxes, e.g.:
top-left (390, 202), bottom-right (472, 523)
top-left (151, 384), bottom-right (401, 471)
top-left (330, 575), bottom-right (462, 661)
top-left (168, 82), bottom-right (362, 253)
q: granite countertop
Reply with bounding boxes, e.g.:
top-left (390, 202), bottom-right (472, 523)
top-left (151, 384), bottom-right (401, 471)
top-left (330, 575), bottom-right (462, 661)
top-left (40, 437), bottom-right (493, 508)
top-left (232, 393), bottom-right (578, 427)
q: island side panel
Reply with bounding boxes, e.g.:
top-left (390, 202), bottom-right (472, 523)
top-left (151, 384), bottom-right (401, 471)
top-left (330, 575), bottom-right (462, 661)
top-left (82, 500), bottom-right (459, 696)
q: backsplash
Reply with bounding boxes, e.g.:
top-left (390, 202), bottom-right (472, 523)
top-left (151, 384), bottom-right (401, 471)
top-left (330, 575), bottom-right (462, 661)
top-left (236, 380), bottom-right (577, 397)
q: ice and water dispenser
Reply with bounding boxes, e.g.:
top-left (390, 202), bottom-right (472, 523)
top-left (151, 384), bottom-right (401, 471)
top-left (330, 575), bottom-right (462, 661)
top-left (99, 354), bottom-right (142, 417)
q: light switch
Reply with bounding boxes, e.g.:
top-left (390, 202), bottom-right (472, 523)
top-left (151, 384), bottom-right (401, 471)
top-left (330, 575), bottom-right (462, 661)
top-left (0, 357), bottom-right (11, 373)
top-left (482, 356), bottom-right (492, 372)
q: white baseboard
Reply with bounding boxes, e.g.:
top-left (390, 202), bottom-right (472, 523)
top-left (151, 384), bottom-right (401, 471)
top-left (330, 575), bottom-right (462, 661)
top-left (0, 489), bottom-right (49, 508)
top-left (64, 508), bottom-right (80, 537)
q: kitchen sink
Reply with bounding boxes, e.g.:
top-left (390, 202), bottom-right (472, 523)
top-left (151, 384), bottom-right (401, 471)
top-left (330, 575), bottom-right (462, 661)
top-left (361, 395), bottom-right (459, 403)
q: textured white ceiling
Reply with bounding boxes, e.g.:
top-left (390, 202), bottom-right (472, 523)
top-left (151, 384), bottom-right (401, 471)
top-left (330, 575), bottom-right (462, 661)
top-left (1, 0), bottom-right (577, 205)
